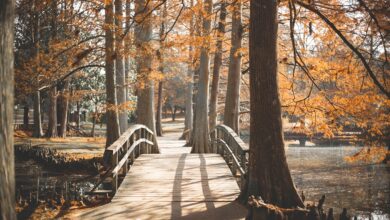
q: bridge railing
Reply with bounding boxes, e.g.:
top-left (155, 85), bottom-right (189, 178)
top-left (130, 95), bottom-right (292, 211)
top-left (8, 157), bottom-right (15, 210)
top-left (91, 124), bottom-right (155, 195)
top-left (210, 125), bottom-right (249, 190)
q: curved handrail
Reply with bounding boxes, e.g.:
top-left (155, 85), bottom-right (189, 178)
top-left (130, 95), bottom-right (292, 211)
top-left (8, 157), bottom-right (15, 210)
top-left (211, 125), bottom-right (249, 190)
top-left (94, 124), bottom-right (156, 194)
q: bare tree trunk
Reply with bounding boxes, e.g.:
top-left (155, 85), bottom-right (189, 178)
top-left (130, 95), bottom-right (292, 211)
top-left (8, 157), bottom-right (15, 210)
top-left (224, 0), bottom-right (242, 133)
top-left (209, 0), bottom-right (226, 131)
top-left (46, 87), bottom-right (58, 137)
top-left (46, 0), bottom-right (58, 138)
top-left (23, 105), bottom-right (29, 130)
top-left (91, 106), bottom-right (97, 137)
top-left (33, 90), bottom-right (43, 137)
top-left (115, 0), bottom-right (128, 134)
top-left (76, 101), bottom-right (81, 130)
top-left (242, 0), bottom-right (304, 208)
top-left (155, 4), bottom-right (166, 137)
top-left (104, 0), bottom-right (121, 148)
top-left (134, 0), bottom-right (159, 152)
top-left (156, 81), bottom-right (163, 136)
top-left (125, 0), bottom-right (131, 102)
top-left (191, 0), bottom-right (213, 153)
top-left (32, 0), bottom-right (42, 138)
top-left (58, 80), bottom-right (70, 137)
top-left (182, 0), bottom-right (194, 142)
top-left (0, 0), bottom-right (16, 218)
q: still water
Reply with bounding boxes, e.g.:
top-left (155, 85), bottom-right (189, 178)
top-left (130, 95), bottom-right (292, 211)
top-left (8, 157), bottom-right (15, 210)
top-left (15, 158), bottom-right (97, 202)
top-left (286, 145), bottom-right (389, 219)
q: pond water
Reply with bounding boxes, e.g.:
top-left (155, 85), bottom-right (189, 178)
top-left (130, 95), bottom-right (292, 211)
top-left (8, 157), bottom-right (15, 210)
top-left (15, 158), bottom-right (98, 202)
top-left (286, 145), bottom-right (389, 219)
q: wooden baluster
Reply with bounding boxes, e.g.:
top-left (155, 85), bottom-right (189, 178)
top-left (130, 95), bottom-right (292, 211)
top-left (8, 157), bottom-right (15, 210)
top-left (143, 129), bottom-right (147, 154)
top-left (130, 134), bottom-right (135, 162)
top-left (147, 131), bottom-right (151, 154)
top-left (112, 151), bottom-right (118, 193)
top-left (138, 129), bottom-right (143, 155)
top-left (136, 131), bottom-right (140, 158)
top-left (124, 140), bottom-right (129, 174)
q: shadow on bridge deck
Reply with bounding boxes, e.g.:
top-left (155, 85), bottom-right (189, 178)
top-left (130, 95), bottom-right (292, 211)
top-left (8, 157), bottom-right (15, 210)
top-left (74, 131), bottom-right (247, 219)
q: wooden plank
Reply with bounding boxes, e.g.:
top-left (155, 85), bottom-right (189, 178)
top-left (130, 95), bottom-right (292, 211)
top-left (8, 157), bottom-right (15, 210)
top-left (78, 132), bottom-right (246, 219)
top-left (113, 153), bottom-right (241, 203)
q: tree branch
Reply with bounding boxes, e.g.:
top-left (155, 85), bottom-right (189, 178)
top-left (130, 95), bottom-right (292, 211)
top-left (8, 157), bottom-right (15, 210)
top-left (296, 0), bottom-right (390, 99)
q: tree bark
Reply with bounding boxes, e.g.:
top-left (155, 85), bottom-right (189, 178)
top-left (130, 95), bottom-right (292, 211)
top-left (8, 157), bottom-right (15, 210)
top-left (155, 4), bottom-right (166, 137)
top-left (125, 0), bottom-right (131, 103)
top-left (115, 0), bottom-right (128, 134)
top-left (0, 0), bottom-right (16, 218)
top-left (104, 0), bottom-right (121, 148)
top-left (182, 0), bottom-right (195, 142)
top-left (191, 0), bottom-right (213, 153)
top-left (156, 81), bottom-right (163, 136)
top-left (46, 0), bottom-right (58, 138)
top-left (91, 106), bottom-right (97, 137)
top-left (58, 80), bottom-right (70, 137)
top-left (76, 101), bottom-right (81, 130)
top-left (23, 105), bottom-right (29, 130)
top-left (46, 86), bottom-right (58, 137)
top-left (33, 90), bottom-right (43, 137)
top-left (243, 0), bottom-right (304, 208)
top-left (224, 0), bottom-right (242, 133)
top-left (134, 0), bottom-right (159, 152)
top-left (209, 0), bottom-right (226, 131)
top-left (32, 0), bottom-right (42, 138)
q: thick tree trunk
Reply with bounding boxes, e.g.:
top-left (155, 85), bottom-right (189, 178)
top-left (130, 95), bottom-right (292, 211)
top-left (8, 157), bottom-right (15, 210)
top-left (58, 80), bottom-right (70, 137)
top-left (209, 0), bottom-right (226, 131)
top-left (224, 0), bottom-right (242, 133)
top-left (182, 0), bottom-right (194, 142)
top-left (46, 0), bottom-right (58, 138)
top-left (33, 90), bottom-right (43, 137)
top-left (46, 87), bottom-right (58, 137)
top-left (32, 0), bottom-right (42, 138)
top-left (0, 0), bottom-right (16, 218)
top-left (134, 0), bottom-right (159, 152)
top-left (243, 0), bottom-right (304, 209)
top-left (191, 0), bottom-right (213, 153)
top-left (156, 81), bottom-right (163, 136)
top-left (115, 0), bottom-right (128, 134)
top-left (104, 0), bottom-right (121, 148)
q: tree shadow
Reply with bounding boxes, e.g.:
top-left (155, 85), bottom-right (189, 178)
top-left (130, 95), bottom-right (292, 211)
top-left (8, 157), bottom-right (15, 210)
top-left (171, 154), bottom-right (187, 219)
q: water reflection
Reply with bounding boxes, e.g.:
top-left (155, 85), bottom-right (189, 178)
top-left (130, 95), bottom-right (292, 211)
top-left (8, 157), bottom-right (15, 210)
top-left (286, 145), bottom-right (389, 219)
top-left (15, 158), bottom-right (97, 201)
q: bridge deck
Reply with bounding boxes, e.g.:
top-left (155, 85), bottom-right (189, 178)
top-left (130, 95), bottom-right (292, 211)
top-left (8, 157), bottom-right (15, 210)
top-left (77, 132), bottom-right (246, 219)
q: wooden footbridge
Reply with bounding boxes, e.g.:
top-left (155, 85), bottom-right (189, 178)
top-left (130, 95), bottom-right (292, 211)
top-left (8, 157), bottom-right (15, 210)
top-left (77, 124), bottom-right (248, 219)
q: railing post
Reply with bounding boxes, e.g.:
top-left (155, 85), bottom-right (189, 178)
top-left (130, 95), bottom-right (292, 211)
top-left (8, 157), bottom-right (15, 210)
top-left (112, 152), bottom-right (118, 193)
top-left (123, 140), bottom-right (129, 174)
top-left (216, 129), bottom-right (221, 154)
top-left (147, 131), bottom-right (151, 154)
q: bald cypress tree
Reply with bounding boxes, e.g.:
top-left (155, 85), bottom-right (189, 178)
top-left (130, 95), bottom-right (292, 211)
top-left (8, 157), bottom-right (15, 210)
top-left (243, 0), bottom-right (304, 208)
top-left (0, 0), bottom-right (16, 219)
